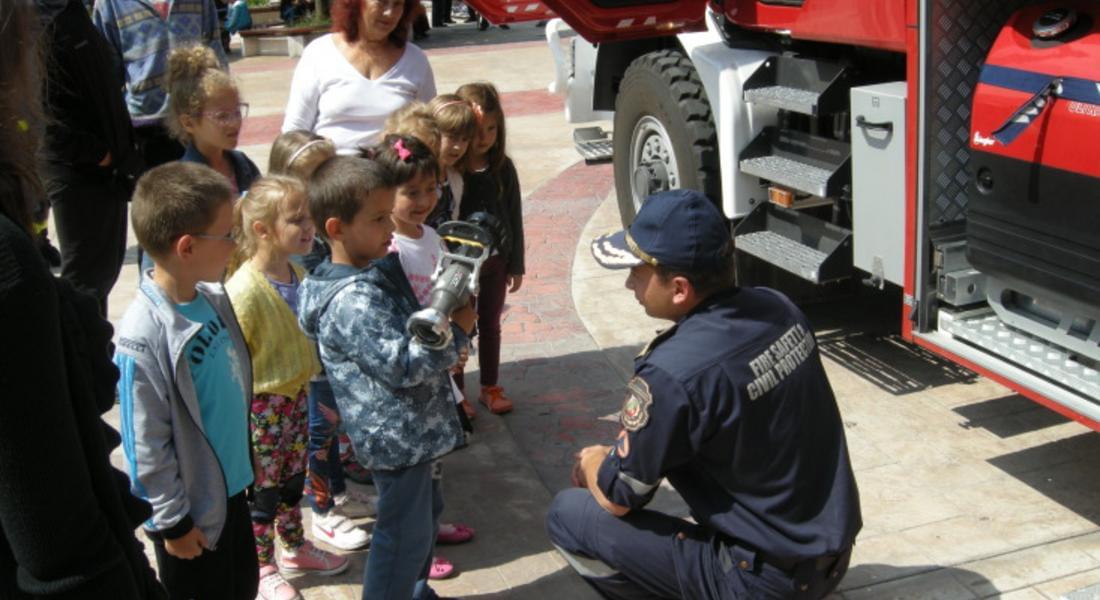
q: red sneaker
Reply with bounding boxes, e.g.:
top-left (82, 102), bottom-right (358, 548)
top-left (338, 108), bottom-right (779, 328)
top-left (478, 385), bottom-right (513, 415)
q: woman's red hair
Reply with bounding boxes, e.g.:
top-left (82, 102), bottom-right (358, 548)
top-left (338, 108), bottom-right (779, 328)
top-left (331, 0), bottom-right (417, 47)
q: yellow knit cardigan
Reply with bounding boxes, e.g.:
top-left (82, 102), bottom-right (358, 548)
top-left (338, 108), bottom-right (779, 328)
top-left (225, 262), bottom-right (321, 398)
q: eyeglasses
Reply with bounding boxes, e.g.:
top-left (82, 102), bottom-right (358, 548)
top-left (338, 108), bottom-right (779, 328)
top-left (202, 103), bottom-right (250, 126)
top-left (191, 232), bottom-right (237, 244)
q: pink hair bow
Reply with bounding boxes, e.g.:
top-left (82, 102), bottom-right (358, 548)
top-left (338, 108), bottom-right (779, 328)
top-left (394, 138), bottom-right (412, 161)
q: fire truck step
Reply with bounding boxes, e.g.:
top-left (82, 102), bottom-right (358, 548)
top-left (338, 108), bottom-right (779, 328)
top-left (743, 56), bottom-right (852, 116)
top-left (939, 308), bottom-right (1100, 402)
top-left (572, 126), bottom-right (613, 163)
top-left (733, 203), bottom-right (852, 284)
top-left (739, 127), bottom-right (851, 198)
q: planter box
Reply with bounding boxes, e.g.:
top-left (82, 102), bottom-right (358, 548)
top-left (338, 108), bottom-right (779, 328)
top-left (239, 25), bottom-right (328, 58)
top-left (251, 5), bottom-right (282, 27)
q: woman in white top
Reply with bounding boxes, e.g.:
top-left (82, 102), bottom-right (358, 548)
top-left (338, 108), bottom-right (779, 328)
top-left (282, 0), bottom-right (436, 154)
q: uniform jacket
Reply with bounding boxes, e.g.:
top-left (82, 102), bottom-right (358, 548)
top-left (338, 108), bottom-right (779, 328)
top-left (298, 254), bottom-right (465, 471)
top-left (597, 287), bottom-right (862, 561)
top-left (114, 277), bottom-right (252, 546)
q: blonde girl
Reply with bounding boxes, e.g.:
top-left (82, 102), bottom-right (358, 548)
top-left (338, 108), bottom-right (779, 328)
top-left (167, 45), bottom-right (260, 195)
top-left (267, 130), bottom-right (376, 554)
top-left (454, 82), bottom-right (525, 416)
top-left (225, 176), bottom-right (348, 600)
top-left (425, 94), bottom-right (478, 228)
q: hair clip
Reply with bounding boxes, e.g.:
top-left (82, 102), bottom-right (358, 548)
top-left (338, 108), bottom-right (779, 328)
top-left (432, 100), bottom-right (468, 117)
top-left (286, 139), bottom-right (327, 169)
top-left (394, 138), bottom-right (413, 161)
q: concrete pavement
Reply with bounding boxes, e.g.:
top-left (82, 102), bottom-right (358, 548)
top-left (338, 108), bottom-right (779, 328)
top-left (99, 17), bottom-right (1100, 600)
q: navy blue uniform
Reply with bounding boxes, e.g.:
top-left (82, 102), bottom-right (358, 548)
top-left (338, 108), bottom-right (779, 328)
top-left (547, 286), bottom-right (861, 599)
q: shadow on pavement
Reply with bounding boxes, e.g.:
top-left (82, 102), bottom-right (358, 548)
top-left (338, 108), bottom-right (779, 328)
top-left (838, 563), bottom-right (1000, 598)
top-left (954, 393), bottom-right (1071, 438)
top-left (988, 432), bottom-right (1100, 526)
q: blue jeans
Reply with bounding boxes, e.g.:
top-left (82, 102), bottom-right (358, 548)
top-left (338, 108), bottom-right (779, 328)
top-left (306, 377), bottom-right (346, 513)
top-left (362, 461), bottom-right (443, 600)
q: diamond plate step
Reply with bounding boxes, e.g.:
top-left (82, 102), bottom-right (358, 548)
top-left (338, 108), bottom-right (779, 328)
top-left (742, 55), bottom-right (852, 116)
top-left (572, 126), bottom-right (613, 164)
top-left (741, 155), bottom-right (834, 198)
top-left (939, 308), bottom-right (1100, 401)
top-left (738, 127), bottom-right (851, 198)
top-left (736, 231), bottom-right (830, 283)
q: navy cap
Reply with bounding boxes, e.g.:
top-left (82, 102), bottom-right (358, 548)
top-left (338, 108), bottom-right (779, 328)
top-left (591, 189), bottom-right (729, 271)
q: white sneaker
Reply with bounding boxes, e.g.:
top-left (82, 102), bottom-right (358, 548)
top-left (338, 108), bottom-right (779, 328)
top-left (333, 489), bottom-right (378, 519)
top-left (311, 511), bottom-right (370, 551)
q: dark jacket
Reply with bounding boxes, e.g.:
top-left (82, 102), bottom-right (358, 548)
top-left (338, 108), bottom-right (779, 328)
top-left (181, 144), bottom-right (262, 195)
top-left (459, 157), bottom-right (525, 276)
top-left (41, 0), bottom-right (142, 184)
top-left (0, 213), bottom-right (166, 599)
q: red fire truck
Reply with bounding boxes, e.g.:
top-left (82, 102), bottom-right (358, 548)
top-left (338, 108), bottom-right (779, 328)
top-left (467, 0), bottom-right (1100, 430)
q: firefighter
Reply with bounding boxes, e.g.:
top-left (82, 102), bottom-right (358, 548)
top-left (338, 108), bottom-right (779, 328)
top-left (546, 189), bottom-right (862, 599)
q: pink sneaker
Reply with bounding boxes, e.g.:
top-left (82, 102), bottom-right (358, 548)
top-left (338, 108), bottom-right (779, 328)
top-left (429, 555), bottom-right (457, 580)
top-left (278, 540), bottom-right (350, 576)
top-left (257, 565), bottom-right (301, 600)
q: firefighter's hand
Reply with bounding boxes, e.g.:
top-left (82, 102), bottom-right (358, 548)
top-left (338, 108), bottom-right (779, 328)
top-left (507, 274), bottom-right (523, 293)
top-left (164, 526), bottom-right (208, 559)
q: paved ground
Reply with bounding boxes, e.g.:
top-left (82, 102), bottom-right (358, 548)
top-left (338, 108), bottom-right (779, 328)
top-left (99, 17), bottom-right (1100, 600)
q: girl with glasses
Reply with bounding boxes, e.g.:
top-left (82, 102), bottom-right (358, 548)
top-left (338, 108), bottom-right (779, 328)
top-left (167, 45), bottom-right (261, 198)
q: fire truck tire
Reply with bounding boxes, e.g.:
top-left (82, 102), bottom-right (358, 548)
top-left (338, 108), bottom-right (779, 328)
top-left (613, 49), bottom-right (719, 226)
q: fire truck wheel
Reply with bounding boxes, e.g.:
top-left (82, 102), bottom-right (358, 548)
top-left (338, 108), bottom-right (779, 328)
top-left (613, 49), bottom-right (719, 226)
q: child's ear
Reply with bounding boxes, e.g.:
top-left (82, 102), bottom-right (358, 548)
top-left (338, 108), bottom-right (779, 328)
top-left (179, 113), bottom-right (199, 135)
top-left (324, 217), bottom-right (342, 241)
top-left (174, 234), bottom-right (195, 261)
top-left (251, 219), bottom-right (268, 239)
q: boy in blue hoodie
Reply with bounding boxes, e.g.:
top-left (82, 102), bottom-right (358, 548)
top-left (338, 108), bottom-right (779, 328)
top-left (114, 162), bottom-right (258, 599)
top-left (298, 155), bottom-right (475, 600)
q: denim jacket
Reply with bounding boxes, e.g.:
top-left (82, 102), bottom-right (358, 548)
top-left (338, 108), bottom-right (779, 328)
top-left (298, 254), bottom-right (465, 471)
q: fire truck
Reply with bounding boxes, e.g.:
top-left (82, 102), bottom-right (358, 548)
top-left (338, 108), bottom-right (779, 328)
top-left (467, 0), bottom-right (1100, 431)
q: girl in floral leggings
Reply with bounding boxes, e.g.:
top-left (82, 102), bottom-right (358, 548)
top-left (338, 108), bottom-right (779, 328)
top-left (226, 176), bottom-right (348, 600)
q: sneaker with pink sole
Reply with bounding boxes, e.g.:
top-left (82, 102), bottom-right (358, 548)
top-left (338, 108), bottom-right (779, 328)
top-left (278, 540), bottom-right (350, 576)
top-left (258, 565), bottom-right (301, 600)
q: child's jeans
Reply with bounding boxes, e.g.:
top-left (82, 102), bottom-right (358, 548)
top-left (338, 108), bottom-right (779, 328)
top-left (362, 461), bottom-right (444, 600)
top-left (306, 376), bottom-right (347, 513)
top-left (249, 390), bottom-right (309, 566)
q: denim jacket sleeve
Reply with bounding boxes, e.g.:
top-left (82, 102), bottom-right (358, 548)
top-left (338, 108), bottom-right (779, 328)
top-left (327, 280), bottom-right (462, 390)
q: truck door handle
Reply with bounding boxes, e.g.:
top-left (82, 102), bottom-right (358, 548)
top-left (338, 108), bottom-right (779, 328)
top-left (856, 115), bottom-right (893, 133)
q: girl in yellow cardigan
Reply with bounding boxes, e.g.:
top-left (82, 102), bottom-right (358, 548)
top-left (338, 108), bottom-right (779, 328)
top-left (225, 176), bottom-right (348, 600)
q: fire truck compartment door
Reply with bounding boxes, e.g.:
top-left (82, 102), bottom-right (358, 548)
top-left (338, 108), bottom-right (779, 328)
top-left (851, 82), bottom-right (906, 287)
top-left (520, 0), bottom-right (708, 43)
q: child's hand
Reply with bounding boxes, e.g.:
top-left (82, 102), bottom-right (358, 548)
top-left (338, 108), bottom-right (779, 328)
top-left (165, 526), bottom-right (209, 559)
top-left (451, 304), bottom-right (477, 335)
top-left (507, 274), bottom-right (523, 293)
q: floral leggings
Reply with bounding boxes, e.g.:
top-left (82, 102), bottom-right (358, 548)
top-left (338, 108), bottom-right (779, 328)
top-left (250, 389), bottom-right (308, 566)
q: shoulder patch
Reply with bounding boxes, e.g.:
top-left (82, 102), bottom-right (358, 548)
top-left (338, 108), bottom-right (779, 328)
top-left (620, 376), bottom-right (653, 432)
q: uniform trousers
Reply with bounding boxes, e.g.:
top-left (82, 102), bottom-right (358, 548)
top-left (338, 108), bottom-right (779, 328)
top-left (546, 489), bottom-right (850, 600)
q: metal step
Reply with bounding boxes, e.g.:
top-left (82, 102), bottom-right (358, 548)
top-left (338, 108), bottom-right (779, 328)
top-left (739, 127), bottom-right (851, 198)
top-left (743, 55), bottom-right (852, 115)
top-left (572, 126), bottom-right (613, 164)
top-left (733, 203), bottom-right (852, 284)
top-left (938, 308), bottom-right (1100, 401)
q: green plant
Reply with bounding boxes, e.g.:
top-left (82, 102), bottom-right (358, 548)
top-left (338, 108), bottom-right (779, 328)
top-left (287, 9), bottom-right (330, 28)
top-left (245, 0), bottom-right (272, 8)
